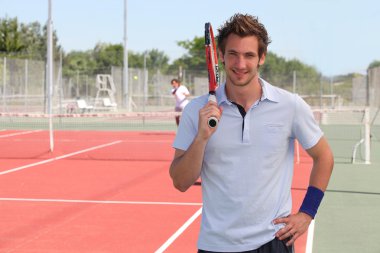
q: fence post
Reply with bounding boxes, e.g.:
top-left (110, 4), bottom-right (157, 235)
top-left (24, 59), bottom-right (28, 112)
top-left (2, 57), bottom-right (6, 112)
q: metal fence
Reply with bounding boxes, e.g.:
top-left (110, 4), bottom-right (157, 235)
top-left (1, 57), bottom-right (379, 114)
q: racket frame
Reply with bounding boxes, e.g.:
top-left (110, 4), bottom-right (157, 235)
top-left (205, 22), bottom-right (219, 128)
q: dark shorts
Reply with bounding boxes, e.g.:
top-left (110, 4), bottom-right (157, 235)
top-left (198, 237), bottom-right (294, 253)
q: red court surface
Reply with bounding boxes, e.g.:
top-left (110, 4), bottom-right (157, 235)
top-left (0, 130), bottom-right (312, 252)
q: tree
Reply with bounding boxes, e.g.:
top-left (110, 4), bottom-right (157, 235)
top-left (0, 17), bottom-right (25, 54)
top-left (93, 43), bottom-right (124, 71)
top-left (19, 21), bottom-right (44, 58)
top-left (0, 16), bottom-right (61, 60)
top-left (144, 48), bottom-right (169, 71)
top-left (368, 60), bottom-right (380, 70)
top-left (39, 23), bottom-right (62, 61)
top-left (128, 49), bottom-right (169, 72)
top-left (63, 43), bottom-right (170, 77)
top-left (260, 52), bottom-right (321, 94)
top-left (169, 36), bottom-right (207, 75)
top-left (63, 50), bottom-right (96, 76)
top-left (128, 50), bottom-right (143, 68)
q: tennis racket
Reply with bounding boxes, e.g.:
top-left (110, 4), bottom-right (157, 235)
top-left (205, 22), bottom-right (220, 128)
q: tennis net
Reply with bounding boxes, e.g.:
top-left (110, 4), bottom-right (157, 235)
top-left (0, 112), bottom-right (180, 131)
top-left (2, 108), bottom-right (378, 163)
top-left (312, 107), bottom-right (377, 164)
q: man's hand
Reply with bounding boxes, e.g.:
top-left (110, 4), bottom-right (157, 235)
top-left (273, 212), bottom-right (312, 246)
top-left (197, 100), bottom-right (222, 139)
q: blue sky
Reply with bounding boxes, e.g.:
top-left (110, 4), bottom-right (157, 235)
top-left (1, 0), bottom-right (379, 76)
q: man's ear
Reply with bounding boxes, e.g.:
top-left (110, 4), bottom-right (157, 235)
top-left (259, 52), bottom-right (266, 66)
top-left (218, 49), bottom-right (225, 65)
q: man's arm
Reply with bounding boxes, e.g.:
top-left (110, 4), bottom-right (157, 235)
top-left (274, 136), bottom-right (334, 246)
top-left (305, 136), bottom-right (334, 191)
top-left (169, 138), bottom-right (207, 192)
top-left (182, 87), bottom-right (191, 97)
top-left (169, 100), bottom-right (221, 192)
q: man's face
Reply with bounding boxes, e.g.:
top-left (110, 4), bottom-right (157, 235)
top-left (171, 81), bottom-right (179, 88)
top-left (220, 34), bottom-right (266, 87)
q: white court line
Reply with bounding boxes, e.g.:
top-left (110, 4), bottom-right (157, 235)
top-left (155, 207), bottom-right (202, 253)
top-left (154, 208), bottom-right (313, 253)
top-left (0, 140), bottom-right (122, 175)
top-left (52, 139), bottom-right (173, 144)
top-left (305, 219), bottom-right (315, 253)
top-left (0, 197), bottom-right (202, 206)
top-left (122, 139), bottom-right (173, 143)
top-left (0, 129), bottom-right (42, 138)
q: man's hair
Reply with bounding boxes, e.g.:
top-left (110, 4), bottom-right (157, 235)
top-left (217, 13), bottom-right (271, 58)
top-left (171, 78), bottom-right (180, 85)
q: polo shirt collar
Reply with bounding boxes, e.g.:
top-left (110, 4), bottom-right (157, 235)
top-left (215, 83), bottom-right (229, 106)
top-left (259, 78), bottom-right (280, 103)
top-left (215, 77), bottom-right (280, 105)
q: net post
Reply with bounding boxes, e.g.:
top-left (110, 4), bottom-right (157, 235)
top-left (364, 107), bottom-right (371, 164)
top-left (47, 0), bottom-right (54, 152)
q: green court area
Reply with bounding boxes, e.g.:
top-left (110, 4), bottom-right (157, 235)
top-left (321, 124), bottom-right (380, 164)
top-left (314, 127), bottom-right (380, 252)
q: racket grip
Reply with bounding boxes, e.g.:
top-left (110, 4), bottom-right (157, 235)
top-left (208, 116), bottom-right (218, 128)
top-left (208, 94), bottom-right (218, 128)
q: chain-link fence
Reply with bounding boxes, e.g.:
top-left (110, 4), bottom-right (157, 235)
top-left (1, 57), bottom-right (379, 114)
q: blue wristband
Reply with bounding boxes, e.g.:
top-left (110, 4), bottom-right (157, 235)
top-left (299, 186), bottom-right (324, 219)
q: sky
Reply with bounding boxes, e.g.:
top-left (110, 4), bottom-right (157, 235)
top-left (1, 0), bottom-right (379, 76)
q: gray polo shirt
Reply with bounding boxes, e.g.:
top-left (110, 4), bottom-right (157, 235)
top-left (173, 78), bottom-right (323, 252)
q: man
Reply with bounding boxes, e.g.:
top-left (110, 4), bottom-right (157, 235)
top-left (171, 78), bottom-right (190, 126)
top-left (170, 14), bottom-right (334, 253)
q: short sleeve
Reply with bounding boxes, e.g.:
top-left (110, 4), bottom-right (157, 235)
top-left (182, 86), bottom-right (190, 95)
top-left (292, 95), bottom-right (323, 150)
top-left (172, 101), bottom-right (199, 151)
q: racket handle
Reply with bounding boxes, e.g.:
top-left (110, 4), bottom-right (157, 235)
top-left (208, 116), bottom-right (218, 128)
top-left (208, 94), bottom-right (218, 128)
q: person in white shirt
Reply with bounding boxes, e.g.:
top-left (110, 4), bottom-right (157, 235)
top-left (171, 78), bottom-right (190, 126)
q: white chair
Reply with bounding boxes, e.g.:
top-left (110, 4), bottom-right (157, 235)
top-left (76, 99), bottom-right (94, 113)
top-left (103, 98), bottom-right (117, 111)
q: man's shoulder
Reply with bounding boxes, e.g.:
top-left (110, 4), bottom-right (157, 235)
top-left (264, 80), bottom-right (292, 95)
top-left (178, 85), bottom-right (190, 92)
top-left (261, 78), bottom-right (298, 103)
top-left (179, 94), bottom-right (207, 120)
top-left (186, 94), bottom-right (209, 108)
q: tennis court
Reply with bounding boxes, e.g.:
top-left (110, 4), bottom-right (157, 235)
top-left (0, 110), bottom-right (379, 252)
top-left (0, 129), bottom-right (203, 252)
